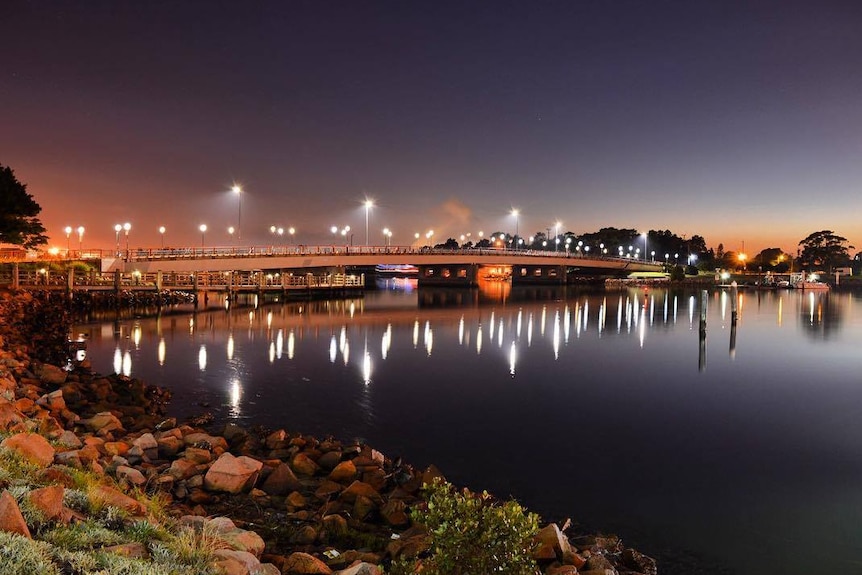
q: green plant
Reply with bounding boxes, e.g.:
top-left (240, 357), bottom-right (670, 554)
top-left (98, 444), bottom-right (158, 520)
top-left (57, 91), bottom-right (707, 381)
top-left (411, 479), bottom-right (540, 575)
top-left (0, 532), bottom-right (59, 575)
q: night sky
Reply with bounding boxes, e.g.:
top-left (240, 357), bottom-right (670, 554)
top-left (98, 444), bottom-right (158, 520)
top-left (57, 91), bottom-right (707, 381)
top-left (3, 1), bottom-right (860, 253)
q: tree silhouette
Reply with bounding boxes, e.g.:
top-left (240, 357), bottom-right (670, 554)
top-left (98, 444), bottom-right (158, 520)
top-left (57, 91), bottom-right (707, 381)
top-left (798, 230), bottom-right (851, 272)
top-left (0, 164), bottom-right (47, 248)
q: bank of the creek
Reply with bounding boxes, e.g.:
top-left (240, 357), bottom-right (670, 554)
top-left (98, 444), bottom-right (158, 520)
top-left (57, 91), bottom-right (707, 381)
top-left (0, 289), bottom-right (663, 575)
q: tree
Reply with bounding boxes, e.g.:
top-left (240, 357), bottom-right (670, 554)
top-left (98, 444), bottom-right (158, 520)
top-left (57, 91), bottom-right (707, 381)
top-left (0, 164), bottom-right (47, 248)
top-left (754, 248), bottom-right (792, 271)
top-left (798, 230), bottom-right (852, 272)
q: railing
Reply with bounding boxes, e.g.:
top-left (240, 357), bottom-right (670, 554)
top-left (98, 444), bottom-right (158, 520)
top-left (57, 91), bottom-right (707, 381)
top-left (1, 244), bottom-right (657, 264)
top-left (0, 269), bottom-right (365, 291)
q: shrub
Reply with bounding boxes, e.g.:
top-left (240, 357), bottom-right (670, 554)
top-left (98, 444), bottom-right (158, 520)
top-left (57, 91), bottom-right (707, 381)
top-left (411, 479), bottom-right (540, 575)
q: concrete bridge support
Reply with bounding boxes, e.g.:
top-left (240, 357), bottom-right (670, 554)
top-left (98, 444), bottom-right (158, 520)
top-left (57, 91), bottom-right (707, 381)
top-left (511, 264), bottom-right (568, 285)
top-left (417, 264), bottom-right (479, 287)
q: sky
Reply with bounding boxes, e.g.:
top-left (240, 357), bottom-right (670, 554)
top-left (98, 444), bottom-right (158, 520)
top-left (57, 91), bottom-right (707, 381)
top-left (2, 1), bottom-right (860, 254)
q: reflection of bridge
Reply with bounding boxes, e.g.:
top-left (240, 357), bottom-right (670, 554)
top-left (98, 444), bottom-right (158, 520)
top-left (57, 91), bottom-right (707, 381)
top-left (2, 245), bottom-right (663, 291)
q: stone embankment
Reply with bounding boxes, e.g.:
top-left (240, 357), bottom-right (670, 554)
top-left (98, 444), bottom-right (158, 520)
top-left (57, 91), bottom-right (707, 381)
top-left (0, 291), bottom-right (657, 575)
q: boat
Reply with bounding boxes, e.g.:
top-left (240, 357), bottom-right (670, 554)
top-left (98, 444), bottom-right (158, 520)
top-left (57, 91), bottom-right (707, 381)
top-left (795, 281), bottom-right (830, 290)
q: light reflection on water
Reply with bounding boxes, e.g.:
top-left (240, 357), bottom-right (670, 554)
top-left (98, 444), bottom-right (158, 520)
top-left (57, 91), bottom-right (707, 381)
top-left (76, 285), bottom-right (862, 575)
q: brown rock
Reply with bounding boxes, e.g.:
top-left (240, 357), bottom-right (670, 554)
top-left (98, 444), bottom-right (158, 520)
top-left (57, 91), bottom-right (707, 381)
top-left (0, 490), bottom-right (31, 538)
top-left (622, 548), bottom-right (657, 575)
top-left (168, 458), bottom-right (200, 480)
top-left (104, 542), bottom-right (149, 559)
top-left (204, 452), bottom-right (263, 494)
top-left (286, 491), bottom-right (308, 510)
top-left (260, 462), bottom-right (302, 495)
top-left (353, 495), bottom-right (377, 520)
top-left (282, 552), bottom-right (333, 574)
top-left (290, 524), bottom-right (318, 545)
top-left (291, 453), bottom-right (320, 476)
top-left (534, 523), bottom-right (573, 560)
top-left (314, 480), bottom-right (343, 500)
top-left (34, 363), bottom-right (67, 386)
top-left (339, 481), bottom-right (383, 505)
top-left (184, 446), bottom-right (213, 464)
top-left (1, 432), bottom-right (55, 467)
top-left (214, 549), bottom-right (262, 575)
top-left (92, 485), bottom-right (146, 516)
top-left (322, 514), bottom-right (348, 536)
top-left (380, 499), bottom-right (409, 527)
top-left (335, 562), bottom-right (382, 575)
top-left (329, 460), bottom-right (357, 483)
top-left (317, 450), bottom-right (342, 470)
top-left (27, 485), bottom-right (65, 521)
top-left (0, 403), bottom-right (25, 430)
top-left (116, 466), bottom-right (147, 487)
top-left (82, 411), bottom-right (125, 435)
top-left (546, 566), bottom-right (579, 575)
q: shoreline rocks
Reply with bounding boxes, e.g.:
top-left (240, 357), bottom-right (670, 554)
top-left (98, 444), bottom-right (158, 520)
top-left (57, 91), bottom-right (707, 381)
top-left (0, 290), bottom-right (658, 574)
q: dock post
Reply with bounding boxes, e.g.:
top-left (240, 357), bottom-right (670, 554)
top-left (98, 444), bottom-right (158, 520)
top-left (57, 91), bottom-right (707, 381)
top-left (66, 267), bottom-right (74, 297)
top-left (698, 289), bottom-right (708, 371)
top-left (11, 262), bottom-right (19, 289)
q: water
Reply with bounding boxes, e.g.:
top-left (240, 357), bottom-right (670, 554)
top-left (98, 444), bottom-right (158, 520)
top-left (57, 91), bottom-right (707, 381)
top-left (74, 282), bottom-right (862, 575)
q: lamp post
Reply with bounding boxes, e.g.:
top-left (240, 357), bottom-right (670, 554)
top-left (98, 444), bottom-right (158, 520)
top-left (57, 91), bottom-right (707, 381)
top-left (228, 226), bottom-right (235, 244)
top-left (199, 224), bottom-right (207, 248)
top-left (64, 226), bottom-right (72, 255)
top-left (232, 185), bottom-right (242, 241)
top-left (77, 226), bottom-right (84, 253)
top-left (158, 226), bottom-right (166, 249)
top-left (642, 232), bottom-right (648, 262)
top-left (511, 209), bottom-right (520, 250)
top-left (554, 221), bottom-right (561, 251)
top-left (288, 227), bottom-right (296, 244)
top-left (123, 223), bottom-right (131, 258)
top-left (114, 224), bottom-right (122, 256)
top-left (364, 200), bottom-right (373, 246)
top-left (383, 228), bottom-right (392, 247)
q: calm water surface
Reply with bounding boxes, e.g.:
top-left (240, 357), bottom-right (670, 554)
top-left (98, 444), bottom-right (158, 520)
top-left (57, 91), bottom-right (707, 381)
top-left (76, 282), bottom-right (862, 575)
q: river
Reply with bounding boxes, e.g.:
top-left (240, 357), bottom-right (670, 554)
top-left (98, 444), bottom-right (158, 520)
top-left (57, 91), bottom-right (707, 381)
top-left (74, 280), bottom-right (862, 575)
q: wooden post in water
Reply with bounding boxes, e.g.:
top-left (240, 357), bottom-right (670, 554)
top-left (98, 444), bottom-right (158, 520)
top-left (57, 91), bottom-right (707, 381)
top-left (66, 267), bottom-right (74, 297)
top-left (699, 289), bottom-right (708, 372)
top-left (11, 262), bottom-right (19, 289)
top-left (729, 283), bottom-right (738, 358)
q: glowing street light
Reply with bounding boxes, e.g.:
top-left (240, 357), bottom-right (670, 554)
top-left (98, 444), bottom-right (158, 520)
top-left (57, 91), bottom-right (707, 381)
top-left (364, 199), bottom-right (374, 245)
top-left (511, 209), bottom-right (520, 250)
top-left (554, 221), bottom-right (561, 251)
top-left (158, 226), bottom-right (166, 248)
top-left (76, 226), bottom-right (84, 252)
top-left (641, 232), bottom-right (648, 262)
top-left (232, 184), bottom-right (242, 241)
top-left (383, 227), bottom-right (393, 247)
top-left (123, 223), bottom-right (131, 257)
top-left (288, 227), bottom-right (296, 244)
top-left (114, 224), bottom-right (122, 256)
top-left (64, 226), bottom-right (72, 254)
top-left (199, 224), bottom-right (207, 247)
top-left (228, 226), bottom-right (235, 243)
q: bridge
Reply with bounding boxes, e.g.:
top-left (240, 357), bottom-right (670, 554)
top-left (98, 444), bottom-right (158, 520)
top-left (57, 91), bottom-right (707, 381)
top-left (1, 245), bottom-right (664, 292)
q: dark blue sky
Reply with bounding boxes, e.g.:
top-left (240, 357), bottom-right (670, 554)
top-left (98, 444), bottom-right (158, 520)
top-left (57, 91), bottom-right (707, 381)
top-left (3, 1), bottom-right (860, 252)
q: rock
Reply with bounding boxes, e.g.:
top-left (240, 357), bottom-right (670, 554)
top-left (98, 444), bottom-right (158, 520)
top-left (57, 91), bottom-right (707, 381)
top-left (534, 523), bottom-right (573, 560)
top-left (36, 389), bottom-right (66, 412)
top-left (329, 460), bottom-right (357, 483)
top-left (92, 485), bottom-right (147, 516)
top-left (339, 481), bottom-right (383, 505)
top-left (546, 566), bottom-right (580, 575)
top-left (0, 490), bottom-right (31, 538)
top-left (1, 432), bottom-right (55, 467)
top-left (317, 450), bottom-right (342, 470)
top-left (281, 552), bottom-right (333, 574)
top-left (260, 462), bottom-right (302, 495)
top-left (34, 363), bottom-right (67, 386)
top-left (27, 485), bottom-right (65, 521)
top-left (622, 548), bottom-right (657, 575)
top-left (290, 525), bottom-right (317, 545)
top-left (56, 430), bottom-right (83, 448)
top-left (584, 554), bottom-right (615, 572)
top-left (208, 517), bottom-right (267, 557)
top-left (116, 465), bottom-right (147, 487)
top-left (335, 562), bottom-right (383, 575)
top-left (132, 432), bottom-right (158, 451)
top-left (204, 452), bottom-right (263, 494)
top-left (184, 446), bottom-right (213, 464)
top-left (214, 549), bottom-right (263, 575)
top-left (380, 499), bottom-right (409, 527)
top-left (322, 514), bottom-right (348, 537)
top-left (314, 480), bottom-right (343, 500)
top-left (0, 402), bottom-right (25, 430)
top-left (183, 432), bottom-right (228, 452)
top-left (291, 453), bottom-right (321, 476)
top-left (81, 411), bottom-right (125, 435)
top-left (167, 458), bottom-right (200, 480)
top-left (286, 491), bottom-right (308, 510)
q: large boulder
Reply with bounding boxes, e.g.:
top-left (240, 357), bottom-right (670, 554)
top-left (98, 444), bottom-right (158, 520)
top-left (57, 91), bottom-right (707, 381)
top-left (204, 452), bottom-right (263, 494)
top-left (27, 485), bottom-right (65, 521)
top-left (0, 490), bottom-right (31, 538)
top-left (281, 552), bottom-right (333, 574)
top-left (1, 432), bottom-right (55, 467)
top-left (260, 462), bottom-right (302, 495)
top-left (34, 363), bottom-right (67, 386)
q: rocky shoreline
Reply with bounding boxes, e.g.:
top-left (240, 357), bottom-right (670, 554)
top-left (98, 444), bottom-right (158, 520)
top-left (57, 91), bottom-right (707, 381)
top-left (0, 290), bottom-right (657, 575)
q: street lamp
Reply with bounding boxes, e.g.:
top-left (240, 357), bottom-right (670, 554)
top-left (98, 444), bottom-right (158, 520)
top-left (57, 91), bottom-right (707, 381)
top-left (77, 226), bottom-right (84, 252)
top-left (199, 224), bottom-right (207, 248)
top-left (64, 226), bottom-right (72, 255)
top-left (383, 228), bottom-right (392, 247)
top-left (114, 224), bottom-right (122, 256)
top-left (123, 223), bottom-right (131, 257)
top-left (641, 232), bottom-right (648, 262)
top-left (554, 221), bottom-right (561, 251)
top-left (158, 226), bottom-right (166, 248)
top-left (364, 200), bottom-right (374, 246)
top-left (511, 209), bottom-right (520, 250)
top-left (288, 227), bottom-right (296, 244)
top-left (228, 226), bottom-right (235, 243)
top-left (232, 185), bottom-right (242, 241)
